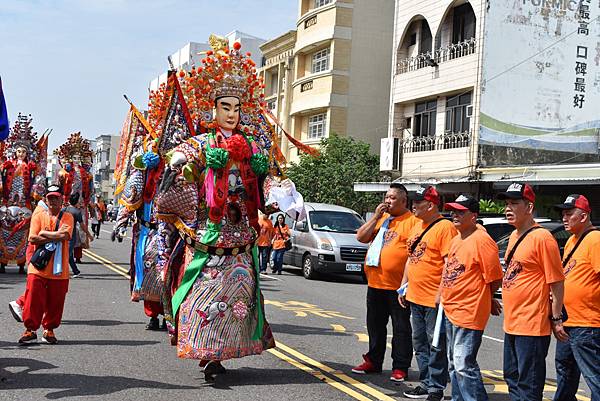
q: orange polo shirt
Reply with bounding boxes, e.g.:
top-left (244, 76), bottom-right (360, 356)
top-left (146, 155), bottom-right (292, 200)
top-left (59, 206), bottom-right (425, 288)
top-left (562, 230), bottom-right (600, 328)
top-left (27, 210), bottom-right (74, 280)
top-left (406, 216), bottom-right (457, 308)
top-left (257, 218), bottom-right (274, 247)
top-left (272, 224), bottom-right (290, 250)
top-left (365, 211), bottom-right (419, 290)
top-left (502, 227), bottom-right (564, 336)
top-left (442, 229), bottom-right (503, 330)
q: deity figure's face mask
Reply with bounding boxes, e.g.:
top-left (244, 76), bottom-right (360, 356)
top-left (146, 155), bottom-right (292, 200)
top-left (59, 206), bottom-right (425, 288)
top-left (16, 147), bottom-right (27, 161)
top-left (215, 96), bottom-right (240, 132)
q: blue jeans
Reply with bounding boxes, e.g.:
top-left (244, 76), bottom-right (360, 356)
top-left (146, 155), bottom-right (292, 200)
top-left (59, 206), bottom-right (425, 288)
top-left (68, 237), bottom-right (80, 275)
top-left (445, 320), bottom-right (488, 401)
top-left (272, 249), bottom-right (285, 273)
top-left (555, 327), bottom-right (600, 401)
top-left (258, 246), bottom-right (271, 272)
top-left (410, 302), bottom-right (448, 395)
top-left (503, 333), bottom-right (551, 401)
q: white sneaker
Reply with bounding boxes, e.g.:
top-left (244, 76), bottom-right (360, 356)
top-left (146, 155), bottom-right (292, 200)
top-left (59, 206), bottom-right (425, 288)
top-left (9, 300), bottom-right (23, 322)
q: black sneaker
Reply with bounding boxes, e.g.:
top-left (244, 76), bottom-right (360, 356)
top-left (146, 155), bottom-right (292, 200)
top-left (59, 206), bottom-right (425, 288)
top-left (42, 330), bottom-right (58, 345)
top-left (145, 317), bottom-right (160, 331)
top-left (426, 393), bottom-right (443, 401)
top-left (403, 386), bottom-right (429, 399)
top-left (18, 330), bottom-right (37, 344)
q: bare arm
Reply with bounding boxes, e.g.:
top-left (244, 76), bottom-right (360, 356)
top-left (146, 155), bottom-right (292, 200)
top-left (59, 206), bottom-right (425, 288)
top-left (489, 279), bottom-right (502, 315)
top-left (549, 281), bottom-right (568, 342)
top-left (398, 259), bottom-right (410, 308)
top-left (356, 203), bottom-right (387, 243)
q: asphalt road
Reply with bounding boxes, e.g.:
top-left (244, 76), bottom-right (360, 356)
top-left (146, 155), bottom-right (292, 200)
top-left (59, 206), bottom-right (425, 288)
top-left (0, 224), bottom-right (592, 401)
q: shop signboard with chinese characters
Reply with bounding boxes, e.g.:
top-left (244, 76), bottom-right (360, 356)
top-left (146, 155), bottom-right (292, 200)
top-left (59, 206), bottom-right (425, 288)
top-left (479, 0), bottom-right (600, 155)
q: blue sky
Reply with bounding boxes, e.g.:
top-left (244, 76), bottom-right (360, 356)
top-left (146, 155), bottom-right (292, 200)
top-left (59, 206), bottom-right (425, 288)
top-left (0, 1), bottom-right (297, 151)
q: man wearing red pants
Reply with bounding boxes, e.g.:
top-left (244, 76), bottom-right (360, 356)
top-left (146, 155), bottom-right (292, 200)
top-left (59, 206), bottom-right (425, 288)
top-left (18, 184), bottom-right (73, 345)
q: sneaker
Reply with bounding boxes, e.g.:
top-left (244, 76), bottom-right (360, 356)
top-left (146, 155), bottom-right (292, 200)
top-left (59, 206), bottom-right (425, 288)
top-left (145, 317), bottom-right (160, 331)
top-left (9, 301), bottom-right (23, 322)
top-left (403, 386), bottom-right (429, 399)
top-left (425, 393), bottom-right (443, 401)
top-left (351, 354), bottom-right (382, 374)
top-left (18, 330), bottom-right (37, 344)
top-left (390, 369), bottom-right (407, 382)
top-left (71, 273), bottom-right (81, 278)
top-left (42, 330), bottom-right (58, 344)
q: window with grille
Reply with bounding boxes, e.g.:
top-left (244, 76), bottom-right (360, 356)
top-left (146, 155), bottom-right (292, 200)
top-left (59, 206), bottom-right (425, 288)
top-left (267, 99), bottom-right (276, 111)
top-left (308, 113), bottom-right (327, 139)
top-left (445, 92), bottom-right (471, 134)
top-left (413, 100), bottom-right (437, 137)
top-left (315, 0), bottom-right (332, 8)
top-left (312, 48), bottom-right (330, 73)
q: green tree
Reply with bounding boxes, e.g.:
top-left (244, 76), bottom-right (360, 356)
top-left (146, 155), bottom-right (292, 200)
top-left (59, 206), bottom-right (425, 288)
top-left (286, 133), bottom-right (388, 216)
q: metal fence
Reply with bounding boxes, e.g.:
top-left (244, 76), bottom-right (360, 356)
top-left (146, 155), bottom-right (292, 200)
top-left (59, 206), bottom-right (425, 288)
top-left (401, 131), bottom-right (472, 153)
top-left (396, 38), bottom-right (477, 75)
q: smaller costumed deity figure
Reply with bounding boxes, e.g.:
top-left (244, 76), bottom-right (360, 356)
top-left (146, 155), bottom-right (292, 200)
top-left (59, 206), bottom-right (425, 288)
top-left (0, 113), bottom-right (47, 273)
top-left (54, 132), bottom-right (94, 261)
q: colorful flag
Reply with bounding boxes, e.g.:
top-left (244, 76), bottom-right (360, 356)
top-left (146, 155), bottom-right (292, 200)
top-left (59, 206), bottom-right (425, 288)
top-left (0, 77), bottom-right (9, 141)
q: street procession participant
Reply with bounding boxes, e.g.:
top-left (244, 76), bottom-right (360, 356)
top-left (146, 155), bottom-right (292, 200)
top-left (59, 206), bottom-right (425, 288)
top-left (154, 36), bottom-right (302, 381)
top-left (256, 211), bottom-right (274, 273)
top-left (553, 194), bottom-right (600, 401)
top-left (399, 185), bottom-right (457, 401)
top-left (112, 90), bottom-right (183, 332)
top-left (352, 183), bottom-right (417, 382)
top-left (18, 183), bottom-right (73, 345)
top-left (442, 195), bottom-right (503, 401)
top-left (497, 182), bottom-right (567, 401)
top-left (54, 132), bottom-right (94, 264)
top-left (0, 113), bottom-right (48, 274)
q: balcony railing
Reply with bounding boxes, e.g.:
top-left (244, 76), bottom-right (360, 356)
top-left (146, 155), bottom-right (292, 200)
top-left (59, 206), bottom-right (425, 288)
top-left (401, 131), bottom-right (472, 153)
top-left (396, 38), bottom-right (477, 75)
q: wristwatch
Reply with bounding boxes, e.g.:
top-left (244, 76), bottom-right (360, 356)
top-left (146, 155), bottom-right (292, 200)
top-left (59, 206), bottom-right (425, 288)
top-left (550, 315), bottom-right (563, 322)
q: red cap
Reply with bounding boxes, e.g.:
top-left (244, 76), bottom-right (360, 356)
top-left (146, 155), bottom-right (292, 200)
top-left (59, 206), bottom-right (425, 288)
top-left (554, 194), bottom-right (591, 213)
top-left (497, 182), bottom-right (535, 203)
top-left (413, 185), bottom-right (440, 204)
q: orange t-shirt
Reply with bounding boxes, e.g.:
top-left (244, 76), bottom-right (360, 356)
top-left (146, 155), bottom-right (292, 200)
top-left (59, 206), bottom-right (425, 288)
top-left (272, 224), bottom-right (290, 250)
top-left (27, 210), bottom-right (74, 280)
top-left (365, 211), bottom-right (419, 290)
top-left (406, 216), bottom-right (458, 308)
top-left (562, 230), bottom-right (600, 328)
top-left (502, 227), bottom-right (564, 336)
top-left (441, 229), bottom-right (503, 330)
top-left (257, 218), bottom-right (274, 247)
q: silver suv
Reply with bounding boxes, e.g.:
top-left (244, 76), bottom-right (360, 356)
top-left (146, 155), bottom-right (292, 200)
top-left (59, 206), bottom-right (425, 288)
top-left (281, 203), bottom-right (368, 280)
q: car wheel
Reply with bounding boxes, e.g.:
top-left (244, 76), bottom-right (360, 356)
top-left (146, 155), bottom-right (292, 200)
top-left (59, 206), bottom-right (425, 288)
top-left (303, 255), bottom-right (317, 280)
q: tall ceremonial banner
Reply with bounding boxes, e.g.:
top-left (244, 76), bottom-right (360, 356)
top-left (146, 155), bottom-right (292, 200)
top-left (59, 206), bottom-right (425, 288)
top-left (0, 77), bottom-right (9, 141)
top-left (114, 103), bottom-right (152, 195)
top-left (156, 71), bottom-right (195, 156)
top-left (479, 0), bottom-right (600, 154)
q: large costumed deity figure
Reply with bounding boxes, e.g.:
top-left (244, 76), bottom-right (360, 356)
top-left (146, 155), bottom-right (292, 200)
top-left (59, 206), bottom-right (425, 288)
top-left (0, 113), bottom-right (48, 273)
top-left (155, 38), bottom-right (303, 380)
top-left (54, 132), bottom-right (94, 259)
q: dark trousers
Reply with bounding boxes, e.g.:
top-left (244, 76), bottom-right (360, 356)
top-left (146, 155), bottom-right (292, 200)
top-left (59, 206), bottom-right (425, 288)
top-left (68, 240), bottom-right (80, 275)
top-left (272, 249), bottom-right (285, 273)
top-left (411, 302), bottom-right (448, 395)
top-left (258, 246), bottom-right (271, 272)
top-left (366, 287), bottom-right (412, 370)
top-left (554, 327), bottom-right (600, 401)
top-left (503, 333), bottom-right (551, 401)
top-left (91, 223), bottom-right (100, 237)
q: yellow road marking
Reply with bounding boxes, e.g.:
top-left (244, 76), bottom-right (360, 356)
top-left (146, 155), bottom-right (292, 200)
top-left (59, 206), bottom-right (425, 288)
top-left (331, 324), bottom-right (346, 333)
top-left (83, 249), bottom-right (130, 278)
top-left (268, 348), bottom-right (374, 401)
top-left (276, 341), bottom-right (397, 401)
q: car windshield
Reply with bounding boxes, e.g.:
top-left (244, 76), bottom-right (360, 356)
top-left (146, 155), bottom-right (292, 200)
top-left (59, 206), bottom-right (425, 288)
top-left (308, 211), bottom-right (364, 233)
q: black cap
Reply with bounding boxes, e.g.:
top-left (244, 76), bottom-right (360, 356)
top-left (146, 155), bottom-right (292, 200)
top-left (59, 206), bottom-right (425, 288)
top-left (497, 182), bottom-right (536, 203)
top-left (444, 194), bottom-right (480, 213)
top-left (554, 194), bottom-right (591, 213)
top-left (46, 183), bottom-right (63, 197)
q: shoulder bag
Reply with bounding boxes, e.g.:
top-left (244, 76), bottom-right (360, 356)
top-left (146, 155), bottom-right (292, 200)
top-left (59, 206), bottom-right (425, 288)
top-left (409, 218), bottom-right (444, 254)
top-left (278, 225), bottom-right (292, 251)
top-left (30, 210), bottom-right (65, 270)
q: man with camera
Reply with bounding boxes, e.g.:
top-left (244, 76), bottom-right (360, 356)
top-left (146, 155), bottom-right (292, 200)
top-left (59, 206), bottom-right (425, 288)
top-left (18, 184), bottom-right (73, 345)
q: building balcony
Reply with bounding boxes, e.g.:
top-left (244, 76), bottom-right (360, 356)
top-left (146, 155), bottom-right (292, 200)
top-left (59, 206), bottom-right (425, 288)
top-left (295, 2), bottom-right (352, 55)
top-left (401, 131), bottom-right (471, 153)
top-left (396, 38), bottom-right (477, 75)
top-left (290, 71), bottom-right (348, 115)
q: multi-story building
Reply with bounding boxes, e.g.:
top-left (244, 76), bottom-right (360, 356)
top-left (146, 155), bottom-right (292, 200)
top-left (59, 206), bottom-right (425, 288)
top-left (46, 154), bottom-right (61, 184)
top-left (149, 31), bottom-right (266, 91)
top-left (258, 0), bottom-right (396, 162)
top-left (93, 134), bottom-right (120, 201)
top-left (369, 0), bottom-right (600, 214)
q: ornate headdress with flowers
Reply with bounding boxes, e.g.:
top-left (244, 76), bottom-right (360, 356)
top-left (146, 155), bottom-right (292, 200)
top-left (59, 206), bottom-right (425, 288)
top-left (182, 36), bottom-right (267, 135)
top-left (54, 132), bottom-right (94, 166)
top-left (6, 113), bottom-right (39, 160)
